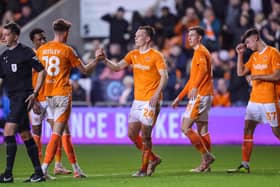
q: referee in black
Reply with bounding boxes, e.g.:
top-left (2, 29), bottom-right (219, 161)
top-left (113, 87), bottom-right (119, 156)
top-left (0, 22), bottom-right (46, 183)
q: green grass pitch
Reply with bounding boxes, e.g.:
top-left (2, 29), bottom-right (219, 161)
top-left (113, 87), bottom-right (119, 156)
top-left (0, 145), bottom-right (279, 187)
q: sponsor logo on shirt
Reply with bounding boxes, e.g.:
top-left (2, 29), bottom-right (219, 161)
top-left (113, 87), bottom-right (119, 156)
top-left (133, 64), bottom-right (150, 71)
top-left (253, 64), bottom-right (268, 70)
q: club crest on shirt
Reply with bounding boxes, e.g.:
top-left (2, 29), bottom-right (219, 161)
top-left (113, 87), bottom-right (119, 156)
top-left (11, 64), bottom-right (17, 72)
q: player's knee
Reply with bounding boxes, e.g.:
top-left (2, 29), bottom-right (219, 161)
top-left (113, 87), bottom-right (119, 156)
top-left (52, 122), bottom-right (66, 135)
top-left (181, 126), bottom-right (190, 134)
top-left (4, 125), bottom-right (16, 136)
top-left (127, 128), bottom-right (138, 140)
top-left (128, 132), bottom-right (136, 141)
top-left (243, 126), bottom-right (253, 135)
top-left (181, 127), bottom-right (185, 134)
top-left (142, 136), bottom-right (152, 150)
top-left (142, 136), bottom-right (151, 142)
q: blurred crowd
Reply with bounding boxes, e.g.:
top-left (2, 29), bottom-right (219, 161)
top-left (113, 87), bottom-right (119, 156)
top-left (0, 0), bottom-right (60, 27)
top-left (0, 0), bottom-right (280, 107)
top-left (80, 0), bottom-right (279, 107)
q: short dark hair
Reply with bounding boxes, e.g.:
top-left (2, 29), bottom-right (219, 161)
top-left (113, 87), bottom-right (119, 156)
top-left (138, 25), bottom-right (155, 40)
top-left (53, 18), bottom-right (72, 32)
top-left (270, 16), bottom-right (280, 25)
top-left (241, 28), bottom-right (259, 43)
top-left (188, 26), bottom-right (205, 37)
top-left (117, 6), bottom-right (125, 12)
top-left (29, 28), bottom-right (45, 41)
top-left (3, 22), bottom-right (21, 36)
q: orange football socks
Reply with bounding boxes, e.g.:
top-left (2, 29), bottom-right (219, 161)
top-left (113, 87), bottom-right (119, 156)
top-left (185, 128), bottom-right (208, 154)
top-left (43, 133), bottom-right (60, 164)
top-left (201, 133), bottom-right (211, 152)
top-left (62, 134), bottom-right (77, 164)
top-left (242, 134), bottom-right (253, 162)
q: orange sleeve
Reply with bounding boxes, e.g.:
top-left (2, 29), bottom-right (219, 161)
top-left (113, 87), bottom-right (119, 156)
top-left (177, 81), bottom-right (190, 100)
top-left (192, 52), bottom-right (207, 88)
top-left (174, 21), bottom-right (184, 34)
top-left (69, 47), bottom-right (82, 68)
top-left (155, 52), bottom-right (167, 70)
top-left (124, 51), bottom-right (133, 65)
top-left (271, 49), bottom-right (280, 70)
top-left (277, 84), bottom-right (280, 97)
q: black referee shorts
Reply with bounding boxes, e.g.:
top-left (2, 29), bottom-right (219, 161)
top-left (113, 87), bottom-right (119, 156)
top-left (7, 93), bottom-right (31, 133)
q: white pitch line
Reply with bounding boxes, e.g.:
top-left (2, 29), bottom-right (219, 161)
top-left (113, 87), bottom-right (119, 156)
top-left (12, 168), bottom-right (280, 181)
top-left (13, 172), bottom-right (131, 180)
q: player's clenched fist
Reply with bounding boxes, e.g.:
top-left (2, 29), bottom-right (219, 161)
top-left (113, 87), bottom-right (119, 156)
top-left (95, 48), bottom-right (106, 60)
top-left (235, 43), bottom-right (246, 54)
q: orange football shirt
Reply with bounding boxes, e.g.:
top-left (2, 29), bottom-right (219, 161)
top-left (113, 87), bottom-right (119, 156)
top-left (178, 44), bottom-right (213, 100)
top-left (37, 41), bottom-right (82, 97)
top-left (245, 46), bottom-right (280, 103)
top-left (124, 48), bottom-right (167, 101)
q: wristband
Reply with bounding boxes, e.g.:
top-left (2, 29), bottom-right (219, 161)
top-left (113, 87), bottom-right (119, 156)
top-left (33, 91), bottom-right (38, 97)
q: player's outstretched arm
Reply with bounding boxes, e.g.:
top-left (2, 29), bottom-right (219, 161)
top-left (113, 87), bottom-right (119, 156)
top-left (103, 58), bottom-right (128, 72)
top-left (81, 58), bottom-right (99, 75)
top-left (75, 49), bottom-right (102, 75)
top-left (95, 48), bottom-right (128, 71)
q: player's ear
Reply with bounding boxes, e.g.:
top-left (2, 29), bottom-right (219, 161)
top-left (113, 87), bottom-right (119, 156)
top-left (256, 35), bottom-right (259, 41)
top-left (146, 36), bottom-right (151, 43)
top-left (14, 34), bottom-right (19, 42)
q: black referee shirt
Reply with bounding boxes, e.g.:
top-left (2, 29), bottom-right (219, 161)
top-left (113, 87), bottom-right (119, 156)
top-left (0, 43), bottom-right (44, 96)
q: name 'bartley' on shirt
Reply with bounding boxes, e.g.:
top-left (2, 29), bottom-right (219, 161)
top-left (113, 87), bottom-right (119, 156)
top-left (42, 49), bottom-right (61, 55)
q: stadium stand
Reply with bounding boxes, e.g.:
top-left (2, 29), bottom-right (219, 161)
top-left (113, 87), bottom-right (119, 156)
top-left (0, 0), bottom-right (279, 107)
